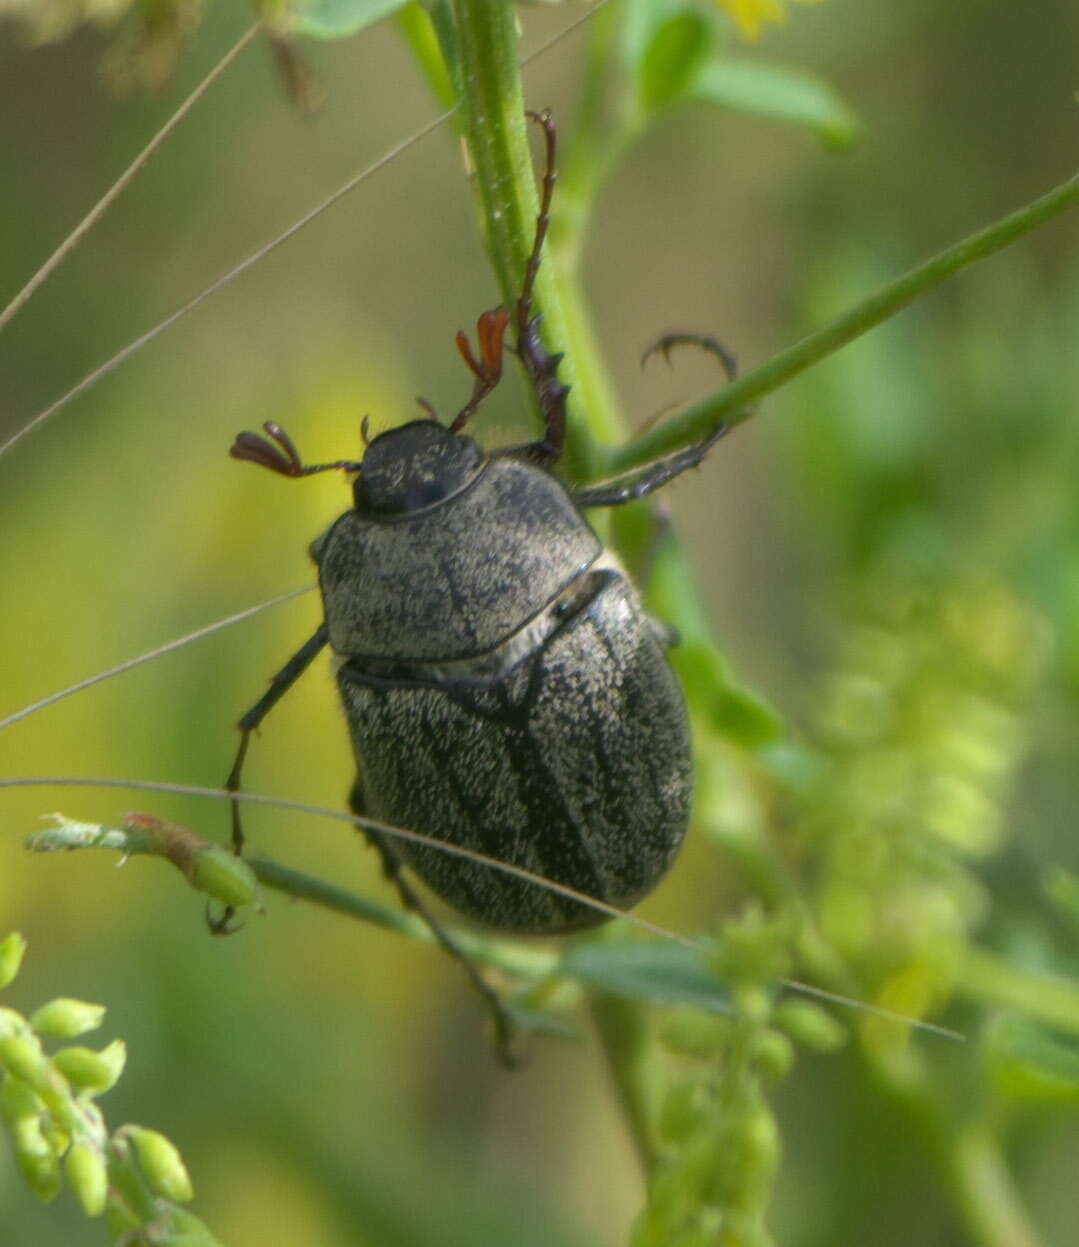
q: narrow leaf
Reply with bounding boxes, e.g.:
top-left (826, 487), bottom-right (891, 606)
top-left (562, 940), bottom-right (734, 1012)
top-left (695, 57), bottom-right (860, 146)
top-left (638, 11), bottom-right (715, 113)
top-left (292, 0), bottom-right (410, 40)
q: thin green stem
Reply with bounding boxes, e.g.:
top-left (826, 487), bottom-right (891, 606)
top-left (24, 814), bottom-right (558, 982)
top-left (952, 1123), bottom-right (1042, 1247)
top-left (859, 1043), bottom-right (1044, 1247)
top-left (608, 169), bottom-right (1079, 472)
top-left (249, 855), bottom-right (558, 981)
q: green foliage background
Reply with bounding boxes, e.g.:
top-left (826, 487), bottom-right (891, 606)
top-left (2, 0), bottom-right (1078, 1243)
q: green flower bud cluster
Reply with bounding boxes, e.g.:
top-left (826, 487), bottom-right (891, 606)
top-left (803, 575), bottom-right (1050, 1029)
top-left (0, 932), bottom-right (224, 1246)
top-left (631, 911), bottom-right (846, 1247)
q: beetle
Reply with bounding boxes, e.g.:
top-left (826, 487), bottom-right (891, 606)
top-left (226, 112), bottom-right (733, 1051)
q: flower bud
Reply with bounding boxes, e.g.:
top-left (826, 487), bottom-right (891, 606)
top-left (750, 1028), bottom-right (794, 1081)
top-left (774, 1000), bottom-right (846, 1053)
top-left (0, 932), bottom-right (27, 990)
top-left (51, 1039), bottom-right (126, 1095)
top-left (30, 998), bottom-right (106, 1039)
top-left (66, 1140), bottom-right (108, 1216)
top-left (659, 1080), bottom-right (708, 1144)
top-left (0, 1005), bottom-right (25, 1038)
top-left (190, 846), bottom-right (258, 908)
top-left (1, 1073), bottom-right (41, 1123)
top-left (128, 1126), bottom-right (194, 1201)
top-left (0, 1033), bottom-right (50, 1089)
top-left (13, 1117), bottom-right (61, 1202)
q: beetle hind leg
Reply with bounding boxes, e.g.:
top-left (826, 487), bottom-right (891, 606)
top-left (350, 783), bottom-right (519, 1065)
top-left (571, 329), bottom-right (741, 508)
top-left (640, 331), bottom-right (738, 382)
top-left (514, 110), bottom-right (569, 466)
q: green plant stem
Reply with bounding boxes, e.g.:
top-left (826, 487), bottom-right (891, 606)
top-left (608, 168), bottom-right (1079, 472)
top-left (859, 1045), bottom-right (1043, 1247)
top-left (24, 817), bottom-right (557, 982)
top-left (952, 1123), bottom-right (1042, 1247)
top-left (441, 0), bottom-right (625, 478)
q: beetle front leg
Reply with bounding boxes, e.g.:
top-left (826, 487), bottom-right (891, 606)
top-left (351, 783), bottom-right (518, 1064)
top-left (226, 622), bottom-right (330, 854)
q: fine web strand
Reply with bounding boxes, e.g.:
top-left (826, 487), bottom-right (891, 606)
top-left (0, 23), bottom-right (260, 337)
top-left (0, 585), bottom-right (314, 732)
top-left (0, 1), bottom-right (609, 462)
top-left (0, 774), bottom-right (964, 1042)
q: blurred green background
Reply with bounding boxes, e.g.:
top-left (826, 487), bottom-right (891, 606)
top-left (2, 0), bottom-right (1078, 1243)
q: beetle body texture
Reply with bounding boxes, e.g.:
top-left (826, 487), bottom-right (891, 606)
top-left (314, 419), bottom-right (692, 933)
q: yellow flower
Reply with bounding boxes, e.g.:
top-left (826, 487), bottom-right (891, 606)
top-left (716, 0), bottom-right (822, 41)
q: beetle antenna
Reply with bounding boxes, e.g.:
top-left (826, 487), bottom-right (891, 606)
top-left (449, 306), bottom-right (509, 433)
top-left (230, 421), bottom-right (363, 477)
top-left (415, 396), bottom-right (440, 422)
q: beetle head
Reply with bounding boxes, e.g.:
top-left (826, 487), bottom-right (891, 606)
top-left (353, 419), bottom-right (484, 517)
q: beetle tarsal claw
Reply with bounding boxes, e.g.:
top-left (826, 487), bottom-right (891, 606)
top-left (640, 332), bottom-right (739, 382)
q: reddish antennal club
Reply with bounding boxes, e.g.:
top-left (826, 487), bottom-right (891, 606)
top-left (229, 421), bottom-right (363, 478)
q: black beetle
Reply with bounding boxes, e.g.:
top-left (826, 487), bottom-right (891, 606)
top-left (227, 113), bottom-right (732, 1049)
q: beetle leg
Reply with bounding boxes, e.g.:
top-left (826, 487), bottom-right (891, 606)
top-left (513, 111), bottom-right (571, 466)
top-left (570, 422), bottom-right (729, 508)
top-left (640, 332), bottom-right (738, 382)
top-left (351, 784), bottom-right (518, 1064)
top-left (570, 331), bottom-right (740, 506)
top-left (226, 623), bottom-right (330, 855)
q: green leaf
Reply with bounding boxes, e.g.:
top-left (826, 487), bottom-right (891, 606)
top-left (561, 940), bottom-right (734, 1012)
top-left (637, 11), bottom-right (715, 113)
top-left (672, 643), bottom-right (783, 745)
top-left (984, 1014), bottom-right (1079, 1104)
top-left (292, 0), bottom-right (410, 40)
top-left (695, 58), bottom-right (861, 147)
